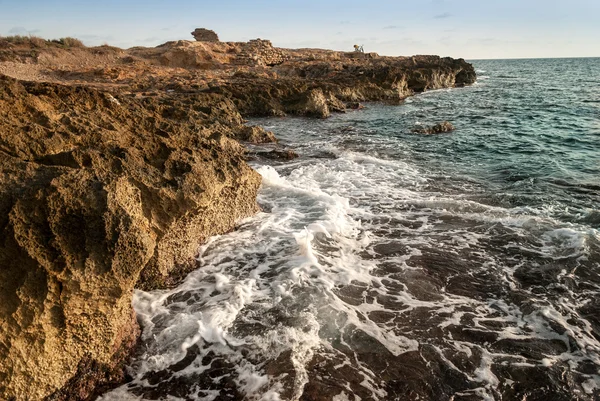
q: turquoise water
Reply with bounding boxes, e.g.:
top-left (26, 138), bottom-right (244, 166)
top-left (102, 59), bottom-right (600, 400)
top-left (275, 57), bottom-right (600, 227)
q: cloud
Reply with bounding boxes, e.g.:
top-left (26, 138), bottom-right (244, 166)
top-left (8, 27), bottom-right (40, 34)
top-left (340, 20), bottom-right (351, 25)
top-left (434, 12), bottom-right (452, 19)
top-left (383, 25), bottom-right (403, 30)
top-left (140, 37), bottom-right (161, 43)
top-left (74, 34), bottom-right (116, 45)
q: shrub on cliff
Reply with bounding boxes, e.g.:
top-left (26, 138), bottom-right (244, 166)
top-left (0, 35), bottom-right (47, 48)
top-left (0, 35), bottom-right (86, 49)
top-left (52, 37), bottom-right (86, 48)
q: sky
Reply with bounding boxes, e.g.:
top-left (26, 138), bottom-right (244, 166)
top-left (1, 0), bottom-right (599, 59)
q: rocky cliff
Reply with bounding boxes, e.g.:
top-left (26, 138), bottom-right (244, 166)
top-left (0, 35), bottom-right (475, 400)
top-left (0, 77), bottom-right (262, 401)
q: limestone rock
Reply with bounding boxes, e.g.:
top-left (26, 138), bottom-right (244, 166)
top-left (254, 149), bottom-right (299, 160)
top-left (0, 76), bottom-right (260, 401)
top-left (235, 125), bottom-right (278, 143)
top-left (283, 88), bottom-right (330, 118)
top-left (413, 121), bottom-right (455, 134)
top-left (346, 102), bottom-right (365, 110)
top-left (191, 28), bottom-right (219, 42)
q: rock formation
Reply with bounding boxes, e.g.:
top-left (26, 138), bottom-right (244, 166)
top-left (191, 28), bottom-right (219, 42)
top-left (240, 39), bottom-right (288, 66)
top-left (0, 77), bottom-right (261, 400)
top-left (413, 121), bottom-right (455, 134)
top-left (0, 35), bottom-right (476, 400)
top-left (253, 149), bottom-right (299, 160)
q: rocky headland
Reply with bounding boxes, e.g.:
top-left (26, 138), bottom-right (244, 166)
top-left (0, 31), bottom-right (476, 400)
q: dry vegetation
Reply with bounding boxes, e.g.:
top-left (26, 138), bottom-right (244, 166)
top-left (0, 35), bottom-right (85, 49)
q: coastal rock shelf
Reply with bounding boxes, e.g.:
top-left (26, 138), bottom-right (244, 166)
top-left (0, 34), bottom-right (475, 400)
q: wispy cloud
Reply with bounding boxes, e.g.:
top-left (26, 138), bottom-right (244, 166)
top-left (383, 25), bottom-right (403, 30)
top-left (8, 26), bottom-right (40, 34)
top-left (434, 12), bottom-right (452, 19)
top-left (340, 20), bottom-right (351, 25)
top-left (141, 37), bottom-right (161, 43)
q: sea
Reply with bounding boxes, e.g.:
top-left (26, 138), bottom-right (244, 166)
top-left (100, 58), bottom-right (600, 401)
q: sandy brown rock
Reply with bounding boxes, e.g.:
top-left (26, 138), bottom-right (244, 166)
top-left (235, 125), bottom-right (278, 143)
top-left (0, 76), bottom-right (260, 401)
top-left (191, 28), bottom-right (219, 42)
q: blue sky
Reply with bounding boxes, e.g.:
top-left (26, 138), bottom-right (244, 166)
top-left (1, 0), bottom-right (599, 59)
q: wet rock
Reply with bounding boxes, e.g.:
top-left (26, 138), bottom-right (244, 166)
top-left (346, 101), bottom-right (365, 110)
top-left (191, 28), bottom-right (219, 42)
top-left (235, 125), bottom-right (278, 143)
top-left (254, 149), bottom-right (299, 160)
top-left (413, 121), bottom-right (455, 134)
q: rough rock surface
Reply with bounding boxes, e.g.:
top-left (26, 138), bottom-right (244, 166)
top-left (253, 149), bottom-right (299, 160)
top-left (191, 28), bottom-right (219, 42)
top-left (0, 36), bottom-right (476, 400)
top-left (235, 125), bottom-right (278, 143)
top-left (413, 121), bottom-right (455, 134)
top-left (0, 76), bottom-right (260, 401)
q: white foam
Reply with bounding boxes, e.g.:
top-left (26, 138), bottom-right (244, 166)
top-left (582, 376), bottom-right (600, 394)
top-left (101, 126), bottom-right (600, 399)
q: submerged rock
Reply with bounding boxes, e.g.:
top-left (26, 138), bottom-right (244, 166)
top-left (413, 121), bottom-right (455, 134)
top-left (346, 102), bottom-right (365, 110)
top-left (253, 149), bottom-right (299, 160)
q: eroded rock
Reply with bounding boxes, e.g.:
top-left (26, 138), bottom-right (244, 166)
top-left (235, 125), bottom-right (278, 143)
top-left (0, 76), bottom-right (260, 401)
top-left (413, 121), bottom-right (455, 134)
top-left (253, 149), bottom-right (299, 160)
top-left (191, 28), bottom-right (219, 42)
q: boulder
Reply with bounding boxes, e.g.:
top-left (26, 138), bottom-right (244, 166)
top-left (254, 149), bottom-right (299, 160)
top-left (346, 102), bottom-right (365, 110)
top-left (235, 125), bottom-right (278, 143)
top-left (412, 121), bottom-right (455, 134)
top-left (191, 28), bottom-right (219, 42)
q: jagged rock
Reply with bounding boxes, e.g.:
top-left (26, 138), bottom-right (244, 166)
top-left (0, 76), bottom-right (260, 401)
top-left (413, 121), bottom-right (455, 134)
top-left (346, 102), bottom-right (365, 110)
top-left (285, 88), bottom-right (330, 118)
top-left (191, 28), bottom-right (219, 42)
top-left (235, 125), bottom-right (278, 143)
top-left (254, 149), bottom-right (299, 160)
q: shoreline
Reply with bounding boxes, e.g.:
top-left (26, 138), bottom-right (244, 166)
top-left (0, 32), bottom-right (476, 400)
